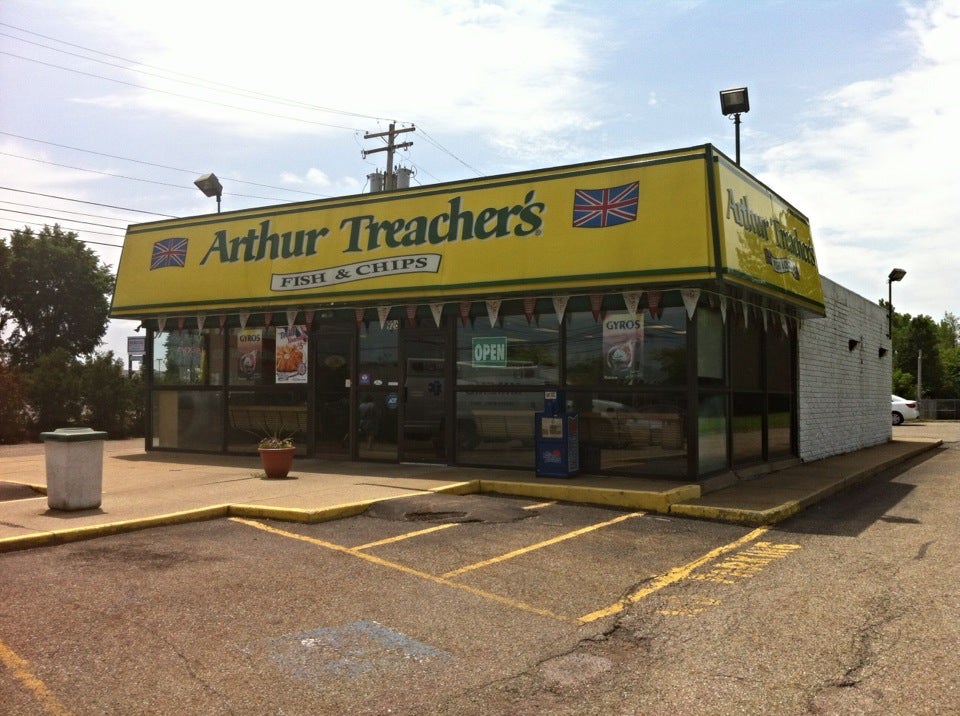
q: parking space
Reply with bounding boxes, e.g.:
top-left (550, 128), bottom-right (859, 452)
top-left (0, 491), bottom-right (801, 714)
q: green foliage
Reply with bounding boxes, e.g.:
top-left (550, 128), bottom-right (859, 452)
top-left (27, 348), bottom-right (83, 434)
top-left (80, 351), bottom-right (144, 437)
top-left (0, 364), bottom-right (28, 443)
top-left (0, 225), bottom-right (114, 370)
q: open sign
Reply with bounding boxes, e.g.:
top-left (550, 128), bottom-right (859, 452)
top-left (472, 336), bottom-right (508, 367)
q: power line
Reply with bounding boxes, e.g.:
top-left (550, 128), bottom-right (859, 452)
top-left (0, 220), bottom-right (124, 244)
top-left (0, 23), bottom-right (479, 181)
top-left (0, 207), bottom-right (126, 230)
top-left (0, 131), bottom-right (330, 198)
top-left (2, 50), bottom-right (366, 133)
top-left (0, 199), bottom-right (134, 223)
top-left (0, 186), bottom-right (177, 218)
top-left (0, 23), bottom-right (395, 123)
top-left (0, 151), bottom-right (290, 202)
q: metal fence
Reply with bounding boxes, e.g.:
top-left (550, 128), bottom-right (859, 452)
top-left (919, 399), bottom-right (960, 420)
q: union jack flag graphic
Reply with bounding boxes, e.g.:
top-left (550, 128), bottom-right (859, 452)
top-left (150, 237), bottom-right (188, 270)
top-left (572, 181), bottom-right (639, 228)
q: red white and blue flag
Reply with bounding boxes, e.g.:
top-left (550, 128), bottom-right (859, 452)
top-left (150, 237), bottom-right (188, 270)
top-left (572, 181), bottom-right (639, 228)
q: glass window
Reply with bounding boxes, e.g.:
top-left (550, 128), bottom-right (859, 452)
top-left (731, 392), bottom-right (764, 465)
top-left (153, 330), bottom-right (224, 386)
top-left (152, 390), bottom-right (223, 450)
top-left (226, 388), bottom-right (308, 453)
top-left (696, 308), bottom-right (724, 384)
top-left (730, 319), bottom-right (762, 391)
top-left (359, 320), bottom-right (400, 388)
top-left (768, 393), bottom-right (793, 456)
top-left (455, 390), bottom-right (540, 467)
top-left (228, 328), bottom-right (278, 385)
top-left (698, 393), bottom-right (728, 474)
top-left (766, 325), bottom-right (793, 392)
top-left (566, 304), bottom-right (687, 387)
top-left (456, 305), bottom-right (559, 387)
top-left (571, 390), bottom-right (687, 476)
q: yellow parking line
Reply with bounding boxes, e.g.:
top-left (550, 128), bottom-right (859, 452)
top-left (441, 511), bottom-right (644, 579)
top-left (578, 526), bottom-right (769, 623)
top-left (230, 518), bottom-right (576, 624)
top-left (353, 522), bottom-right (458, 550)
top-left (523, 501), bottom-right (557, 510)
top-left (0, 638), bottom-right (72, 715)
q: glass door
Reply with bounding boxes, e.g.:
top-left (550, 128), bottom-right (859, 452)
top-left (400, 328), bottom-right (451, 463)
top-left (313, 331), bottom-right (352, 458)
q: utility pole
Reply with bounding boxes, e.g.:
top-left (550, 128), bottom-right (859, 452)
top-left (362, 122), bottom-right (415, 191)
top-left (917, 348), bottom-right (923, 404)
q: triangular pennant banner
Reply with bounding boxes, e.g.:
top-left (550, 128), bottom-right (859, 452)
top-left (263, 313), bottom-right (272, 329)
top-left (719, 296), bottom-right (728, 324)
top-left (377, 306), bottom-right (391, 329)
top-left (157, 316), bottom-right (167, 333)
top-left (589, 294), bottom-right (604, 322)
top-left (762, 307), bottom-right (769, 332)
top-left (680, 289), bottom-right (700, 319)
top-left (304, 309), bottom-right (316, 330)
top-left (354, 308), bottom-right (366, 327)
top-left (646, 290), bottom-right (662, 320)
top-left (552, 295), bottom-right (569, 324)
top-left (782, 314), bottom-right (790, 337)
top-left (623, 291), bottom-right (642, 316)
top-left (706, 293), bottom-right (717, 310)
top-left (486, 299), bottom-right (501, 328)
top-left (176, 317), bottom-right (185, 332)
top-left (286, 309), bottom-right (298, 328)
top-left (459, 301), bottom-right (471, 327)
top-left (405, 304), bottom-right (418, 327)
top-left (196, 314), bottom-right (206, 331)
top-left (430, 303), bottom-right (443, 327)
top-left (218, 314), bottom-right (227, 334)
top-left (523, 296), bottom-right (537, 324)
top-left (742, 301), bottom-right (749, 329)
top-left (239, 312), bottom-right (250, 330)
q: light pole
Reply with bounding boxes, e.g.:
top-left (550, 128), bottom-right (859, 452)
top-left (194, 173), bottom-right (223, 213)
top-left (719, 87), bottom-right (750, 166)
top-left (887, 268), bottom-right (906, 338)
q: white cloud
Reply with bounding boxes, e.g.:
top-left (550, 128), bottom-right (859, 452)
top-left (759, 0), bottom-right (960, 317)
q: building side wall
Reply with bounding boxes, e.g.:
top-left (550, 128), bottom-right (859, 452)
top-left (797, 277), bottom-right (891, 461)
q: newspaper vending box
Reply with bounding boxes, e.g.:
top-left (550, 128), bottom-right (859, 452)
top-left (535, 390), bottom-right (580, 477)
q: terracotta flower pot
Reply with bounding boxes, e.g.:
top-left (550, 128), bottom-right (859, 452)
top-left (258, 446), bottom-right (296, 479)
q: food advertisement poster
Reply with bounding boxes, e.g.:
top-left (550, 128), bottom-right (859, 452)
top-left (236, 328), bottom-right (262, 383)
top-left (276, 325), bottom-right (308, 384)
top-left (602, 312), bottom-right (644, 381)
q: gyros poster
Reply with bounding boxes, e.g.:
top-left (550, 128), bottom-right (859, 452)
top-left (275, 326), bottom-right (308, 384)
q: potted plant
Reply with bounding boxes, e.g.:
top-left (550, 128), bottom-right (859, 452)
top-left (257, 432), bottom-right (296, 479)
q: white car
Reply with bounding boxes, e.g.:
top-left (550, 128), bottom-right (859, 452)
top-left (891, 395), bottom-right (919, 425)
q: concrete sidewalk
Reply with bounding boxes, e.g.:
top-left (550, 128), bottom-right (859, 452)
top-left (0, 435), bottom-right (944, 553)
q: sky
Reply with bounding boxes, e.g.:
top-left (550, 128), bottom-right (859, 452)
top-left (1, 0), bottom-right (958, 361)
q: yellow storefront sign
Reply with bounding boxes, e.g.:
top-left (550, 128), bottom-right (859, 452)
top-left (111, 145), bottom-right (824, 318)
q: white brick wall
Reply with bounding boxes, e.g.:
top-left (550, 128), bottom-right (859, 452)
top-left (797, 277), bottom-right (891, 461)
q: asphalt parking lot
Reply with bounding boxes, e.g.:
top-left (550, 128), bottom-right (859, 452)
top-left (0, 491), bottom-right (797, 715)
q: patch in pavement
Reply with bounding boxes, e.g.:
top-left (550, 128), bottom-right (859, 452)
top-left (0, 481), bottom-right (42, 502)
top-left (366, 493), bottom-right (535, 524)
top-left (269, 620), bottom-right (450, 679)
top-left (539, 652), bottom-right (614, 688)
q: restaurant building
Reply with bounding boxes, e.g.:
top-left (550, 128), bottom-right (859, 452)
top-left (111, 144), bottom-right (890, 480)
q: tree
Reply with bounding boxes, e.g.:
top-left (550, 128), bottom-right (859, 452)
top-left (0, 225), bottom-right (114, 369)
top-left (27, 348), bottom-right (83, 433)
top-left (80, 351), bottom-right (144, 437)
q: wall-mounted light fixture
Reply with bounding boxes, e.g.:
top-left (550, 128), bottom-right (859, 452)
top-left (194, 173), bottom-right (223, 213)
top-left (719, 87), bottom-right (750, 166)
top-left (879, 347), bottom-right (888, 358)
top-left (848, 338), bottom-right (860, 352)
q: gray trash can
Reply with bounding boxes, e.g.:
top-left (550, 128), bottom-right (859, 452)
top-left (40, 427), bottom-right (108, 510)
